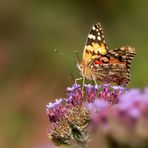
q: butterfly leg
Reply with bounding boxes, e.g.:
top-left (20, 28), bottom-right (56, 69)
top-left (91, 74), bottom-right (98, 86)
top-left (75, 78), bottom-right (82, 84)
top-left (75, 77), bottom-right (85, 95)
top-left (82, 75), bottom-right (85, 94)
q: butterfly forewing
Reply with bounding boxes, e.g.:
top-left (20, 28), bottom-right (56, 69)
top-left (82, 23), bottom-right (108, 63)
top-left (86, 23), bottom-right (108, 48)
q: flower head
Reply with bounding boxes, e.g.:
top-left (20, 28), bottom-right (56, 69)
top-left (118, 88), bottom-right (148, 119)
top-left (87, 87), bottom-right (148, 148)
top-left (46, 84), bottom-right (148, 148)
top-left (46, 83), bottom-right (126, 146)
top-left (99, 84), bottom-right (126, 105)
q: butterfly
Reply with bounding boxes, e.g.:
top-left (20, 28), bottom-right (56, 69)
top-left (77, 22), bottom-right (136, 86)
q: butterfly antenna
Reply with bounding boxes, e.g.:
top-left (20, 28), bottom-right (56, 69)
top-left (74, 50), bottom-right (81, 62)
top-left (54, 49), bottom-right (74, 61)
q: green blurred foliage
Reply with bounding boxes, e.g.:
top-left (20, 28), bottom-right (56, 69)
top-left (0, 0), bottom-right (148, 148)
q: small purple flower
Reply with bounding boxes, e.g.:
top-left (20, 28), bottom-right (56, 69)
top-left (85, 84), bottom-right (100, 102)
top-left (99, 84), bottom-right (110, 99)
top-left (66, 84), bottom-right (81, 92)
top-left (102, 83), bottom-right (110, 91)
top-left (66, 84), bottom-right (83, 106)
top-left (111, 85), bottom-right (126, 96)
top-left (99, 84), bottom-right (125, 105)
top-left (46, 98), bottom-right (66, 122)
top-left (46, 98), bottom-right (63, 110)
top-left (84, 84), bottom-right (100, 90)
top-left (111, 85), bottom-right (125, 90)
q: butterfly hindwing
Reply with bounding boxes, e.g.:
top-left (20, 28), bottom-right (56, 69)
top-left (91, 46), bottom-right (135, 86)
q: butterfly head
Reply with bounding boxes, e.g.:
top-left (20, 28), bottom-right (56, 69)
top-left (77, 60), bottom-right (95, 80)
top-left (76, 61), bottom-right (84, 73)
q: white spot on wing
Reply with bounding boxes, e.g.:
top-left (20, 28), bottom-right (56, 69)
top-left (92, 26), bottom-right (96, 30)
top-left (103, 40), bottom-right (106, 44)
top-left (97, 36), bottom-right (101, 41)
top-left (88, 34), bottom-right (96, 40)
top-left (97, 32), bottom-right (100, 35)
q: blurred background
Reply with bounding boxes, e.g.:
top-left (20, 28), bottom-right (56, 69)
top-left (0, 0), bottom-right (148, 148)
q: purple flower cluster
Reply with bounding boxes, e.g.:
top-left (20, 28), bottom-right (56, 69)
top-left (99, 84), bottom-right (125, 104)
top-left (46, 83), bottom-right (127, 146)
top-left (118, 88), bottom-right (148, 119)
top-left (47, 84), bottom-right (125, 122)
top-left (85, 84), bottom-right (126, 114)
top-left (87, 87), bottom-right (148, 148)
top-left (46, 83), bottom-right (148, 147)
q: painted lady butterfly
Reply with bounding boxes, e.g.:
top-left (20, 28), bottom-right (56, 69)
top-left (77, 22), bottom-right (136, 86)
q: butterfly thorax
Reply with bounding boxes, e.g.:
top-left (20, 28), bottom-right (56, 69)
top-left (77, 60), bottom-right (97, 80)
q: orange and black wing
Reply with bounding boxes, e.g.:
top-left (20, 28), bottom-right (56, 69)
top-left (89, 46), bottom-right (136, 86)
top-left (82, 22), bottom-right (108, 63)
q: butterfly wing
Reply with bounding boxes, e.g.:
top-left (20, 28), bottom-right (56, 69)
top-left (82, 23), bottom-right (108, 64)
top-left (91, 46), bottom-right (136, 86)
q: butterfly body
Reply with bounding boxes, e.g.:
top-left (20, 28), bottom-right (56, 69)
top-left (77, 23), bottom-right (136, 86)
top-left (77, 61), bottom-right (97, 81)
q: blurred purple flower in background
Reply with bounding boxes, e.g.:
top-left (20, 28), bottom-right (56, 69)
top-left (46, 84), bottom-right (148, 148)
